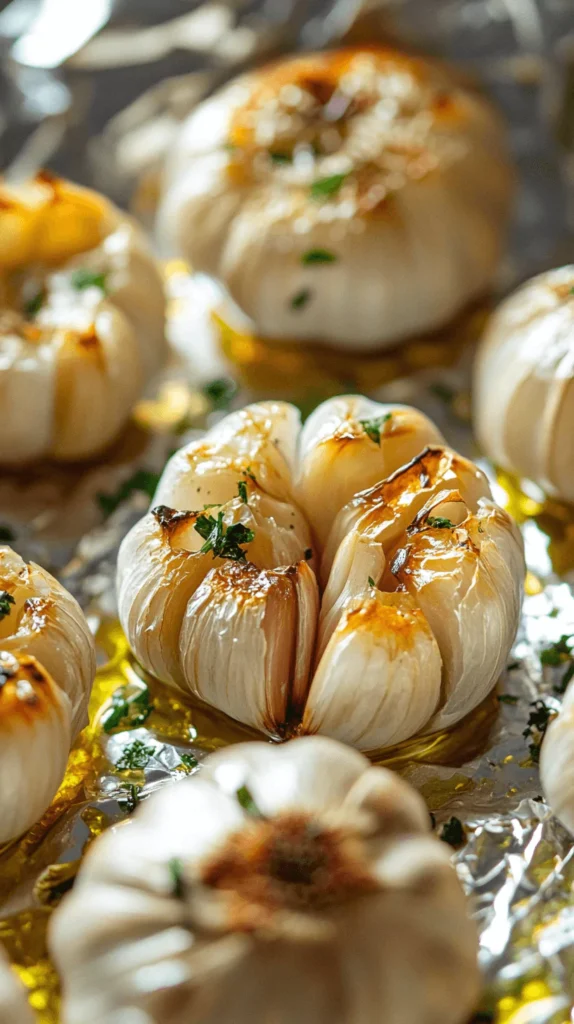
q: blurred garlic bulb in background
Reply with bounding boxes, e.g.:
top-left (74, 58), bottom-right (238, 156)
top-left (0, 173), bottom-right (166, 463)
top-left (0, 546), bottom-right (96, 842)
top-left (540, 681), bottom-right (574, 833)
top-left (50, 737), bottom-right (480, 1024)
top-left (474, 267), bottom-right (574, 503)
top-left (158, 46), bottom-right (512, 351)
top-left (118, 395), bottom-right (524, 751)
top-left (0, 944), bottom-right (33, 1024)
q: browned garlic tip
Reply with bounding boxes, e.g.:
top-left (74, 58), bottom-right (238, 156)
top-left (158, 45), bottom-right (512, 350)
top-left (474, 266), bottom-right (574, 503)
top-left (50, 737), bottom-right (480, 1024)
top-left (0, 546), bottom-right (96, 843)
top-left (118, 395), bottom-right (524, 752)
top-left (0, 172), bottom-right (166, 464)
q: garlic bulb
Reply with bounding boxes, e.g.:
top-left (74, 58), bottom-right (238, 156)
top-left (474, 266), bottom-right (574, 503)
top-left (0, 172), bottom-right (166, 463)
top-left (157, 46), bottom-right (512, 351)
top-left (540, 682), bottom-right (574, 833)
top-left (0, 546), bottom-right (96, 842)
top-left (0, 944), bottom-right (33, 1024)
top-left (119, 394), bottom-right (524, 751)
top-left (50, 736), bottom-right (480, 1024)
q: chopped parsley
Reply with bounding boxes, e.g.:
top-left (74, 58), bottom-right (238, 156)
top-left (169, 857), bottom-right (186, 899)
top-left (102, 684), bottom-right (154, 734)
top-left (359, 413), bottom-right (392, 445)
top-left (440, 816), bottom-right (465, 848)
top-left (202, 377), bottom-right (237, 411)
top-left (426, 516), bottom-right (455, 529)
top-left (539, 634), bottom-right (574, 694)
top-left (236, 784), bottom-right (263, 817)
top-left (0, 525), bottom-right (15, 542)
top-left (368, 576), bottom-right (376, 588)
top-left (117, 783), bottom-right (141, 813)
top-left (97, 469), bottom-right (160, 518)
top-left (290, 288), bottom-right (312, 310)
top-left (301, 249), bottom-right (338, 265)
top-left (523, 699), bottom-right (555, 763)
top-left (310, 172), bottom-right (348, 199)
top-left (194, 510), bottom-right (254, 561)
top-left (269, 151), bottom-right (292, 164)
top-left (71, 269), bottom-right (108, 293)
top-left (0, 591), bottom-right (15, 621)
top-left (115, 740), bottom-right (155, 772)
top-left (497, 694), bottom-right (518, 705)
top-left (179, 752), bottom-right (199, 773)
top-left (23, 289), bottom-right (46, 317)
top-left (237, 479), bottom-right (248, 504)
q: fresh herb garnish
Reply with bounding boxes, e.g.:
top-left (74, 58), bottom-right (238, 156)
top-left (301, 249), bottom-right (338, 265)
top-left (0, 525), bottom-right (15, 542)
top-left (71, 269), bottom-right (108, 293)
top-left (169, 857), bottom-right (186, 899)
top-left (115, 740), bottom-right (155, 772)
top-left (310, 172), bottom-right (348, 199)
top-left (194, 510), bottom-right (254, 561)
top-left (359, 413), bottom-right (392, 445)
top-left (117, 783), bottom-right (141, 813)
top-left (237, 480), bottom-right (248, 504)
top-left (368, 576), bottom-right (376, 588)
top-left (440, 816), bottom-right (465, 848)
top-left (523, 699), bottom-right (556, 763)
top-left (97, 469), bottom-right (161, 518)
top-left (290, 288), bottom-right (312, 310)
top-left (497, 694), bottom-right (519, 705)
top-left (202, 377), bottom-right (237, 411)
top-left (23, 289), bottom-right (46, 317)
top-left (236, 784), bottom-right (263, 817)
top-left (304, 548), bottom-right (313, 561)
top-left (269, 151), bottom-right (292, 164)
top-left (0, 591), bottom-right (15, 621)
top-left (179, 752), bottom-right (199, 773)
top-left (539, 635), bottom-right (574, 694)
top-left (427, 516), bottom-right (455, 529)
top-left (102, 684), bottom-right (154, 734)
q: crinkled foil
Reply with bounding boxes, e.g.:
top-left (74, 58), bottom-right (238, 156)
top-left (2, 1), bottom-right (574, 1022)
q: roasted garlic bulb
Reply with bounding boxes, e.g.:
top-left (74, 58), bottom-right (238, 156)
top-left (118, 395), bottom-right (524, 751)
top-left (51, 736), bottom-right (480, 1024)
top-left (474, 267), bottom-right (574, 503)
top-left (158, 46), bottom-right (512, 351)
top-left (0, 173), bottom-right (166, 463)
top-left (0, 944), bottom-right (33, 1024)
top-left (540, 682), bottom-right (574, 833)
top-left (0, 546), bottom-right (96, 842)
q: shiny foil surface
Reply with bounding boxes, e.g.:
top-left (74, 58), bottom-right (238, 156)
top-left (2, 1), bottom-right (574, 1022)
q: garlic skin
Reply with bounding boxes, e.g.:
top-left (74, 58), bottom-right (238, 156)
top-left (474, 266), bottom-right (574, 503)
top-left (0, 547), bottom-right (96, 842)
top-left (50, 737), bottom-right (479, 1024)
top-left (540, 682), bottom-right (574, 834)
top-left (0, 944), bottom-right (34, 1024)
top-left (118, 396), bottom-right (524, 750)
top-left (0, 173), bottom-right (166, 464)
top-left (157, 46), bottom-right (512, 351)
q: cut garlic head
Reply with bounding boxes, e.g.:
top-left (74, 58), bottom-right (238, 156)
top-left (474, 267), bottom-right (574, 503)
top-left (51, 736), bottom-right (479, 1024)
top-left (0, 547), bottom-right (96, 843)
top-left (0, 944), bottom-right (33, 1024)
top-left (118, 395), bottom-right (524, 751)
top-left (0, 173), bottom-right (166, 464)
top-left (158, 46), bottom-right (512, 351)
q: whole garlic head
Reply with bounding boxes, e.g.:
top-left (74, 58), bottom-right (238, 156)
top-left (0, 546), bottom-right (96, 842)
top-left (474, 266), bottom-right (574, 503)
top-left (50, 736), bottom-right (480, 1024)
top-left (0, 173), bottom-right (166, 463)
top-left (118, 395), bottom-right (524, 752)
top-left (158, 46), bottom-right (512, 351)
top-left (0, 944), bottom-right (33, 1024)
top-left (540, 682), bottom-right (574, 833)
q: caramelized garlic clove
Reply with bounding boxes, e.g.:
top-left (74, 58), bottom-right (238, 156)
top-left (317, 531), bottom-right (385, 658)
top-left (302, 591), bottom-right (441, 751)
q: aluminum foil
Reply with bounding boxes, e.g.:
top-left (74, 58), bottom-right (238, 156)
top-left (2, 2), bottom-right (574, 1023)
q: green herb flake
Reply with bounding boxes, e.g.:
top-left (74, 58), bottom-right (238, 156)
top-left (117, 783), bottom-right (141, 814)
top-left (23, 290), bottom-right (46, 317)
top-left (0, 591), bottom-right (15, 621)
top-left (523, 699), bottom-right (556, 763)
top-left (269, 151), bottom-right (292, 164)
top-left (497, 694), bottom-right (518, 705)
top-left (426, 516), bottom-right (455, 529)
top-left (102, 684), bottom-right (154, 734)
top-left (71, 269), bottom-right (108, 293)
top-left (290, 288), bottom-right (312, 310)
top-left (557, 661), bottom-right (574, 695)
top-left (236, 784), bottom-right (263, 818)
top-left (202, 377), bottom-right (237, 411)
top-left (429, 382), bottom-right (455, 405)
top-left (368, 576), bottom-right (376, 588)
top-left (194, 510), bottom-right (254, 561)
top-left (169, 857), bottom-right (186, 899)
top-left (97, 469), bottom-right (160, 518)
top-left (310, 172), bottom-right (348, 200)
top-left (440, 816), bottom-right (465, 848)
top-left (540, 634), bottom-right (574, 666)
top-left (0, 525), bottom-right (15, 542)
top-left (237, 480), bottom-right (248, 504)
top-left (115, 740), bottom-right (155, 772)
top-left (359, 413), bottom-right (392, 445)
top-left (301, 249), bottom-right (338, 265)
top-left (179, 753), bottom-right (199, 773)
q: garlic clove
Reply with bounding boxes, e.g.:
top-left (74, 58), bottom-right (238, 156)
top-left (392, 496), bottom-right (524, 731)
top-left (0, 943), bottom-right (34, 1024)
top-left (295, 396), bottom-right (444, 546)
top-left (317, 531), bottom-right (385, 658)
top-left (0, 332), bottom-right (56, 464)
top-left (178, 560), bottom-right (318, 734)
top-left (155, 401), bottom-right (301, 510)
top-left (302, 591), bottom-right (441, 752)
top-left (540, 682), bottom-right (574, 834)
top-left (0, 651), bottom-right (72, 844)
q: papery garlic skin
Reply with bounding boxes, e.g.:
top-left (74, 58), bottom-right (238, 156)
top-left (157, 46), bottom-right (512, 351)
top-left (51, 737), bottom-right (479, 1024)
top-left (541, 682), bottom-right (574, 834)
top-left (474, 266), bottom-right (574, 503)
top-left (0, 173), bottom-right (166, 464)
top-left (0, 547), bottom-right (96, 842)
top-left (0, 944), bottom-right (34, 1024)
